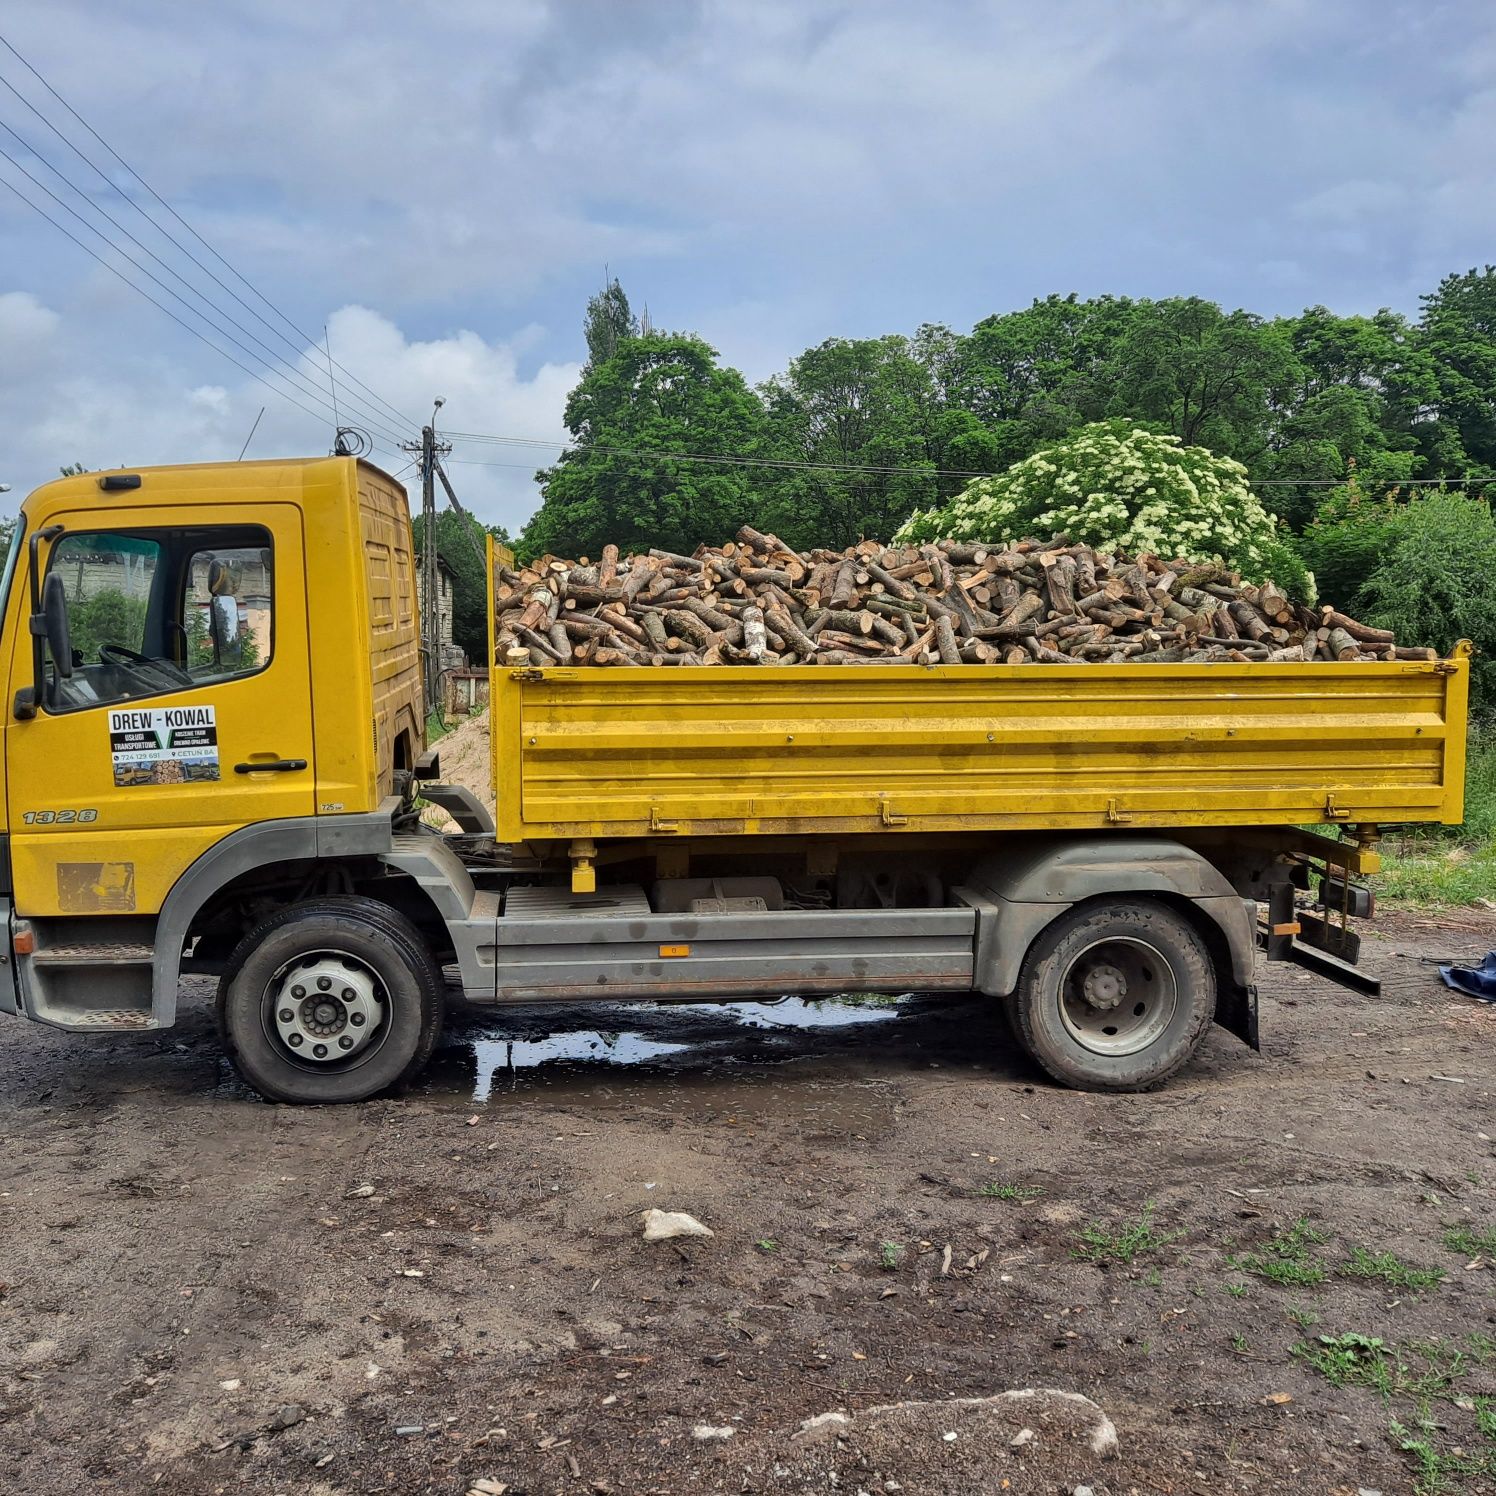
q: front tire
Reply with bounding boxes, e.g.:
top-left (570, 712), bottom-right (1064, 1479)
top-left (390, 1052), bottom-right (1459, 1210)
top-left (1011, 897), bottom-right (1215, 1092)
top-left (217, 896), bottom-right (444, 1104)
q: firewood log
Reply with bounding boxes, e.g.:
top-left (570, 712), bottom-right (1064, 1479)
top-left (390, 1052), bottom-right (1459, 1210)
top-left (496, 536), bottom-right (1431, 668)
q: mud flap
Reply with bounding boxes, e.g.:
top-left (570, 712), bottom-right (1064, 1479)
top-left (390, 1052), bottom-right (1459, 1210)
top-left (1216, 982), bottom-right (1259, 1051)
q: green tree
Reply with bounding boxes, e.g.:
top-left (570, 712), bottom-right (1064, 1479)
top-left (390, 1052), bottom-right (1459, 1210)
top-left (1257, 307), bottom-right (1427, 525)
top-left (1296, 471), bottom-right (1406, 611)
top-left (760, 335), bottom-right (997, 548)
top-left (1361, 494), bottom-right (1496, 707)
top-left (520, 332), bottom-right (765, 561)
top-left (582, 277), bottom-right (638, 370)
top-left (413, 508), bottom-right (511, 662)
top-left (184, 601), bottom-right (262, 670)
top-left (185, 605), bottom-right (211, 664)
top-left (1262, 386), bottom-right (1418, 528)
top-left (69, 587), bottom-right (147, 661)
top-left (1416, 267), bottom-right (1496, 475)
top-left (1109, 298), bottom-right (1300, 458)
top-left (947, 294), bottom-right (1137, 464)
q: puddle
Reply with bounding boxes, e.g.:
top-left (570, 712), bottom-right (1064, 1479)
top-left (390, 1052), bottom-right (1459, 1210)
top-left (470, 1032), bottom-right (694, 1101)
top-left (722, 997), bottom-right (901, 1029)
top-left (461, 998), bottom-right (903, 1100)
top-left (416, 993), bottom-right (1008, 1122)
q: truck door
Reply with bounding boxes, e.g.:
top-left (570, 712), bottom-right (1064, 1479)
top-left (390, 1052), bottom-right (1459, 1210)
top-left (6, 504), bottom-right (315, 918)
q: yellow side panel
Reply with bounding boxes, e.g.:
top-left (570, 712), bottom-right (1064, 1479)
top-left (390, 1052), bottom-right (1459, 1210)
top-left (493, 656), bottom-right (1470, 842)
top-left (10, 829), bottom-right (229, 917)
top-left (358, 467), bottom-right (422, 794)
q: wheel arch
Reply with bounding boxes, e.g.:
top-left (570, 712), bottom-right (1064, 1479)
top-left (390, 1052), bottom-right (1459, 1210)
top-left (151, 807), bottom-right (457, 1025)
top-left (958, 835), bottom-right (1257, 1047)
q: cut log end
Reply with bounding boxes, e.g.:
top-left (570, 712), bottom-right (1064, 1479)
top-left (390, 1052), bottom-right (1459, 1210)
top-left (494, 540), bottom-right (1428, 668)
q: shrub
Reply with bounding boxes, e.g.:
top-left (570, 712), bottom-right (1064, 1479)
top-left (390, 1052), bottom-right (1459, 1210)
top-left (896, 419), bottom-right (1310, 597)
top-left (1298, 476), bottom-right (1405, 613)
top-left (1360, 493), bottom-right (1496, 709)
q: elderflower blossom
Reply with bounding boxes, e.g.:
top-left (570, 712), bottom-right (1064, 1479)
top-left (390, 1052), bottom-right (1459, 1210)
top-left (894, 419), bottom-right (1305, 594)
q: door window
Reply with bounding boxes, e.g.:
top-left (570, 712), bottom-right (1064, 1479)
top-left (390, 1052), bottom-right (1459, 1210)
top-left (44, 526), bottom-right (272, 711)
top-left (182, 544), bottom-right (273, 681)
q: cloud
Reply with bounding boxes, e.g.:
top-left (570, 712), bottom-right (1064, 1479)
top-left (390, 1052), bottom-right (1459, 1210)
top-left (8, 0), bottom-right (1493, 324)
top-left (0, 288), bottom-right (59, 352)
top-left (2, 0), bottom-right (1496, 532)
top-left (0, 298), bottom-right (579, 532)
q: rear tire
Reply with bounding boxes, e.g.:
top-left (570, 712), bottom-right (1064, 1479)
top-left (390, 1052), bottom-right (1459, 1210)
top-left (1011, 897), bottom-right (1214, 1092)
top-left (217, 896), bottom-right (444, 1104)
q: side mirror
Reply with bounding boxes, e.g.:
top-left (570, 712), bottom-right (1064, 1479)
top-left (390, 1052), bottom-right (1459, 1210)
top-left (14, 523), bottom-right (65, 720)
top-left (39, 570), bottom-right (73, 682)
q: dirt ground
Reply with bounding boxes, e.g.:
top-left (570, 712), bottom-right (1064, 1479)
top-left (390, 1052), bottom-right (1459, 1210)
top-left (428, 712), bottom-right (496, 824)
top-left (2, 909), bottom-right (1494, 1496)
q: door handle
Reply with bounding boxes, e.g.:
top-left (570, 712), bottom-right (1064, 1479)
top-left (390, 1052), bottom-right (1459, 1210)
top-left (233, 758), bottom-right (308, 774)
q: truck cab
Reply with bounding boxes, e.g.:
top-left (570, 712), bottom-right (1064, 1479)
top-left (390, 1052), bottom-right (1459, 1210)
top-left (0, 459), bottom-right (437, 1074)
top-left (0, 458), bottom-right (1460, 1104)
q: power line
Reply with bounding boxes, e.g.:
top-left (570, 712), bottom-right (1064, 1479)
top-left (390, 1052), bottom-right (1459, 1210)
top-left (443, 431), bottom-right (999, 478)
top-left (445, 455), bottom-right (574, 472)
top-left (0, 31), bottom-right (420, 439)
top-left (1252, 477), bottom-right (1496, 487)
top-left (0, 109), bottom-right (408, 446)
top-left (441, 430), bottom-right (1496, 488)
top-left (0, 171), bottom-right (334, 432)
top-left (0, 136), bottom-right (410, 447)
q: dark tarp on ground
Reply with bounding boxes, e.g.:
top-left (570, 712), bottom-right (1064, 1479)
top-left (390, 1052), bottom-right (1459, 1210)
top-left (1439, 950), bottom-right (1496, 1003)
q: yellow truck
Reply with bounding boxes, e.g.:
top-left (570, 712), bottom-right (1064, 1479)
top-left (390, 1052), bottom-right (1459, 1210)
top-left (0, 457), bottom-right (1470, 1102)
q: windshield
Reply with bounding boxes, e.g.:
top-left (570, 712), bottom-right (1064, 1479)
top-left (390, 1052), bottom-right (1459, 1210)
top-left (0, 515), bottom-right (24, 631)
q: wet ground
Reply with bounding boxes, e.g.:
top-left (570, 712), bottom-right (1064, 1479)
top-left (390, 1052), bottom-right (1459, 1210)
top-left (442, 995), bottom-right (913, 1113)
top-left (1, 911), bottom-right (1495, 1494)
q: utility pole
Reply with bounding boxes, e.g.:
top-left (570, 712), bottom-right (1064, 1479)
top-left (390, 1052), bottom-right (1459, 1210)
top-left (401, 399), bottom-right (450, 720)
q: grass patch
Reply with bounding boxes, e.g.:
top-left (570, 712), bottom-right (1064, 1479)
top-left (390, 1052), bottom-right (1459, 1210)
top-left (977, 1181), bottom-right (1044, 1202)
top-left (1377, 841), bottom-right (1496, 907)
top-left (1073, 1201), bottom-right (1182, 1265)
top-left (1227, 1217), bottom-right (1329, 1287)
top-left (1444, 1223), bottom-right (1496, 1258)
top-left (1339, 1247), bottom-right (1446, 1291)
top-left (878, 1241), bottom-right (903, 1271)
top-left (1287, 1303), bottom-right (1320, 1329)
top-left (1372, 722), bottom-right (1496, 906)
top-left (1297, 1334), bottom-right (1496, 1494)
top-left (1293, 1334), bottom-right (1465, 1401)
top-left (1377, 723), bottom-right (1496, 906)
top-left (1393, 1408), bottom-right (1496, 1496)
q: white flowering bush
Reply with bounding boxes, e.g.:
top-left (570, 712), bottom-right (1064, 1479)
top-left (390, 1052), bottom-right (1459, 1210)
top-left (897, 419), bottom-right (1311, 597)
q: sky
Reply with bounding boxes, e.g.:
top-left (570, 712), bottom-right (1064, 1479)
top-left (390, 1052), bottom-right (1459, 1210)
top-left (1, 0), bottom-right (1494, 532)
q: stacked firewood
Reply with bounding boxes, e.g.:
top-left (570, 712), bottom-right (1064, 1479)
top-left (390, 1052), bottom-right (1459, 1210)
top-left (492, 529), bottom-right (1433, 667)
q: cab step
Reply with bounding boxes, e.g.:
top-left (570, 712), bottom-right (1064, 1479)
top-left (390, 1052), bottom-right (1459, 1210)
top-left (56, 1006), bottom-right (158, 1029)
top-left (32, 942), bottom-right (155, 967)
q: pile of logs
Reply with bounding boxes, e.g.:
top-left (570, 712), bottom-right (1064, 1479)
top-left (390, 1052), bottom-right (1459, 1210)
top-left (493, 529), bottom-right (1433, 667)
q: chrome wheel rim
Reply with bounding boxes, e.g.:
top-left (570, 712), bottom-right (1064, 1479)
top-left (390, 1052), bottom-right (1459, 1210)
top-left (1058, 936), bottom-right (1177, 1056)
top-left (263, 949), bottom-right (388, 1069)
